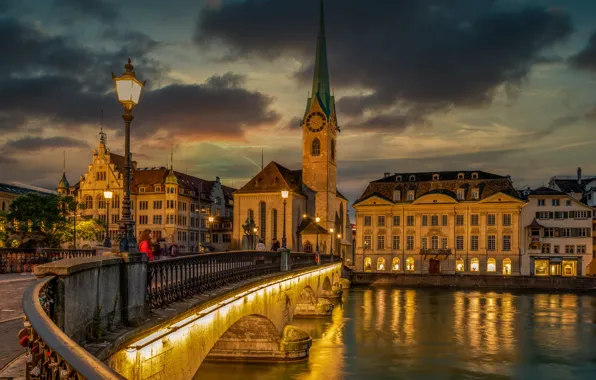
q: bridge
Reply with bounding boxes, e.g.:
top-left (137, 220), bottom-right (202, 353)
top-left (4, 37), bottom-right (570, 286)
top-left (21, 250), bottom-right (345, 379)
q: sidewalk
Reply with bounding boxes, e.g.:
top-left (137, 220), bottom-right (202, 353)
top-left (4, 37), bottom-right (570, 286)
top-left (0, 273), bottom-right (35, 372)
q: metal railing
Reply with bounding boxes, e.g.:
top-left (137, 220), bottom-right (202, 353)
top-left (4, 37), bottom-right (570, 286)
top-left (22, 276), bottom-right (124, 380)
top-left (147, 251), bottom-right (285, 309)
top-left (0, 248), bottom-right (96, 274)
top-left (291, 253), bottom-right (317, 269)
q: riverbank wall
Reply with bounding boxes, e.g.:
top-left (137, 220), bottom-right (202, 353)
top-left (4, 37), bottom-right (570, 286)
top-left (350, 272), bottom-right (596, 291)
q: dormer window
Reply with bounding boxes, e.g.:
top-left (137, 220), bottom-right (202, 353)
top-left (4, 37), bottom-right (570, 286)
top-left (471, 172), bottom-right (479, 179)
top-left (457, 173), bottom-right (465, 180)
top-left (457, 189), bottom-right (465, 200)
top-left (472, 188), bottom-right (479, 200)
top-left (407, 191), bottom-right (415, 201)
top-left (432, 174), bottom-right (439, 181)
top-left (155, 186), bottom-right (162, 192)
top-left (409, 175), bottom-right (416, 181)
top-left (167, 187), bottom-right (176, 194)
top-left (139, 187), bottom-right (145, 193)
top-left (396, 175), bottom-right (402, 182)
top-left (393, 190), bottom-right (401, 202)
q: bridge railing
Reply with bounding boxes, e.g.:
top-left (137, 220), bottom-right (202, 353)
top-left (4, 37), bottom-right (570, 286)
top-left (22, 276), bottom-right (125, 380)
top-left (0, 248), bottom-right (96, 273)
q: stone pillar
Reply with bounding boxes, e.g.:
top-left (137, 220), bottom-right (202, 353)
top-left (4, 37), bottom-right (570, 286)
top-left (280, 249), bottom-right (291, 272)
top-left (119, 252), bottom-right (147, 325)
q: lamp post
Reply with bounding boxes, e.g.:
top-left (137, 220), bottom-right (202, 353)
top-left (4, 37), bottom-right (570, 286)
top-left (72, 200), bottom-right (79, 249)
top-left (315, 216), bottom-right (320, 253)
top-left (337, 233), bottom-right (342, 257)
top-left (208, 216), bottom-right (214, 246)
top-left (281, 190), bottom-right (289, 249)
top-left (103, 185), bottom-right (113, 248)
top-left (253, 226), bottom-right (258, 250)
top-left (329, 227), bottom-right (334, 256)
top-left (112, 58), bottom-right (145, 253)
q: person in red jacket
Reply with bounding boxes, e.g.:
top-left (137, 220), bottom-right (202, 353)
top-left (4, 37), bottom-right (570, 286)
top-left (138, 229), bottom-right (154, 261)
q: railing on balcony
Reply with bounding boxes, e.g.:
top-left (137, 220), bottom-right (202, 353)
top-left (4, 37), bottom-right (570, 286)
top-left (419, 248), bottom-right (452, 256)
top-left (22, 276), bottom-right (124, 379)
top-left (0, 248), bottom-right (96, 274)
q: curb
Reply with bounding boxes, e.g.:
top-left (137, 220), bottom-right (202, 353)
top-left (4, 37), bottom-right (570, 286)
top-left (0, 277), bottom-right (35, 285)
top-left (0, 316), bottom-right (24, 325)
top-left (0, 352), bottom-right (26, 379)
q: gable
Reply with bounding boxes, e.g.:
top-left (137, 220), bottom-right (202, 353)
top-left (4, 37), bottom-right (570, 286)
top-left (353, 194), bottom-right (393, 207)
top-left (478, 192), bottom-right (523, 204)
top-left (412, 193), bottom-right (458, 205)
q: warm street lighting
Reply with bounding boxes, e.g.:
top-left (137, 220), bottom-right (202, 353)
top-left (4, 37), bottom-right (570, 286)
top-left (330, 227), bottom-right (334, 256)
top-left (208, 216), bottom-right (214, 244)
top-left (103, 184), bottom-right (113, 248)
top-left (315, 215), bottom-right (320, 253)
top-left (337, 233), bottom-right (342, 257)
top-left (112, 58), bottom-right (145, 253)
top-left (281, 190), bottom-right (289, 249)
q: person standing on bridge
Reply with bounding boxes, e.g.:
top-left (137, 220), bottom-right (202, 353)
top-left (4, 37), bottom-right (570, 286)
top-left (255, 239), bottom-right (266, 251)
top-left (138, 229), bottom-right (155, 261)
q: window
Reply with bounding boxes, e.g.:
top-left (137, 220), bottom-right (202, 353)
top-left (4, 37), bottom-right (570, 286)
top-left (471, 172), bottom-right (479, 179)
top-left (553, 245), bottom-right (560, 254)
top-left (456, 215), bottom-right (464, 226)
top-left (259, 202), bottom-right (266, 240)
top-left (167, 187), bottom-right (176, 194)
top-left (552, 199), bottom-right (560, 206)
top-left (85, 195), bottom-right (93, 209)
top-left (331, 139), bottom-right (335, 160)
top-left (537, 199), bottom-right (545, 206)
top-left (566, 199), bottom-right (572, 206)
top-left (215, 197), bottom-right (222, 205)
top-left (112, 195), bottom-right (120, 209)
top-left (97, 195), bottom-right (106, 210)
top-left (393, 216), bottom-right (400, 226)
top-left (442, 215), bottom-right (448, 226)
top-left (554, 211), bottom-right (565, 219)
top-left (565, 245), bottom-right (574, 254)
top-left (377, 236), bottom-right (385, 250)
top-left (503, 258), bottom-right (512, 275)
top-left (456, 258), bottom-right (465, 271)
top-left (166, 215), bottom-right (175, 224)
top-left (364, 216), bottom-right (372, 226)
top-left (471, 214), bottom-right (479, 226)
top-left (472, 189), bottom-right (479, 199)
top-left (392, 235), bottom-right (400, 250)
top-left (364, 236), bottom-right (372, 249)
top-left (433, 174), bottom-right (439, 180)
top-left (407, 215), bottom-right (414, 226)
top-left (139, 201), bottom-right (148, 210)
top-left (155, 186), bottom-right (161, 192)
top-left (111, 214), bottom-right (119, 224)
top-left (503, 235), bottom-right (511, 251)
top-left (534, 259), bottom-right (549, 276)
top-left (153, 215), bottom-right (162, 224)
top-left (562, 260), bottom-right (577, 276)
top-left (153, 200), bottom-right (162, 209)
top-left (364, 257), bottom-right (372, 272)
top-left (312, 138), bottom-right (320, 156)
top-left (272, 209), bottom-right (278, 239)
top-left (377, 257), bottom-right (385, 271)
top-left (487, 214), bottom-right (496, 226)
top-left (503, 214), bottom-right (512, 226)
top-left (471, 236), bottom-right (479, 251)
top-left (487, 258), bottom-right (496, 272)
top-left (406, 257), bottom-right (415, 271)
top-left (139, 187), bottom-right (145, 193)
top-left (392, 258), bottom-right (400, 271)
top-left (544, 228), bottom-right (554, 237)
top-left (441, 237), bottom-right (448, 249)
top-left (223, 234), bottom-right (231, 243)
top-left (561, 228), bottom-right (571, 237)
top-left (409, 175), bottom-right (416, 181)
top-left (167, 200), bottom-right (175, 209)
top-left (98, 214), bottom-right (107, 224)
top-left (422, 215), bottom-right (428, 226)
top-left (407, 191), bottom-right (414, 201)
top-left (456, 236), bottom-right (464, 250)
top-left (541, 243), bottom-right (550, 254)
top-left (213, 234), bottom-right (219, 243)
top-left (431, 236), bottom-right (439, 249)
top-left (470, 258), bottom-right (479, 272)
top-left (577, 245), bottom-right (586, 254)
top-left (575, 211), bottom-right (589, 219)
top-left (406, 235), bottom-right (414, 250)
top-left (377, 216), bottom-right (385, 227)
top-left (139, 215), bottom-right (148, 225)
top-left (457, 189), bottom-right (464, 200)
top-left (487, 235), bottom-right (496, 251)
top-left (421, 237), bottom-right (427, 249)
top-left (431, 215), bottom-right (438, 226)
top-left (393, 190), bottom-right (401, 202)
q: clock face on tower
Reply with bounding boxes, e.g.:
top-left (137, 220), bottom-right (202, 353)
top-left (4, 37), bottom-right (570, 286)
top-left (306, 112), bottom-right (327, 132)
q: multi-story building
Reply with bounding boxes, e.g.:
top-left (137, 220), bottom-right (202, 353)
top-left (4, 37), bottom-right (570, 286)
top-left (58, 133), bottom-right (236, 251)
top-left (353, 171), bottom-right (525, 275)
top-left (521, 187), bottom-right (593, 276)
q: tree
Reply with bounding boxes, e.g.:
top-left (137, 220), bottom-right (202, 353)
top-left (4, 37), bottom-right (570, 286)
top-left (62, 218), bottom-right (106, 247)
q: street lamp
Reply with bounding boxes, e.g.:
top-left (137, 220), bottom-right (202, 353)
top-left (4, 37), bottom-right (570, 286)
top-left (315, 216), bottom-right (320, 253)
top-left (103, 185), bottom-right (113, 248)
top-left (337, 233), bottom-right (342, 257)
top-left (208, 216), bottom-right (214, 245)
top-left (329, 227), bottom-right (334, 256)
top-left (253, 226), bottom-right (259, 250)
top-left (112, 58), bottom-right (145, 253)
top-left (281, 190), bottom-right (289, 249)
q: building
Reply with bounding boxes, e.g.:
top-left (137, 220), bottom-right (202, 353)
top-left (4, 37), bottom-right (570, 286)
top-left (232, 1), bottom-right (352, 255)
top-left (58, 132), bottom-right (236, 251)
top-left (353, 171), bottom-right (525, 275)
top-left (521, 187), bottom-right (593, 276)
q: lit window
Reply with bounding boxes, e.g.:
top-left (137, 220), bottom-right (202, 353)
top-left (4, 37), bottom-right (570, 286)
top-left (377, 257), bottom-right (385, 271)
top-left (487, 258), bottom-right (496, 272)
top-left (562, 260), bottom-right (577, 276)
top-left (364, 257), bottom-right (372, 272)
top-left (364, 236), bottom-right (372, 249)
top-left (534, 259), bottom-right (549, 276)
top-left (456, 258), bottom-right (465, 272)
top-left (470, 258), bottom-right (479, 272)
top-left (392, 258), bottom-right (400, 271)
top-left (502, 259), bottom-right (512, 275)
top-left (406, 257), bottom-right (415, 271)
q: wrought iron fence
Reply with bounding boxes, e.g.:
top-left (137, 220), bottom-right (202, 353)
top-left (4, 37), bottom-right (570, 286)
top-left (291, 253), bottom-right (317, 269)
top-left (147, 251), bottom-right (285, 309)
top-left (0, 248), bottom-right (96, 274)
top-left (22, 276), bottom-right (124, 379)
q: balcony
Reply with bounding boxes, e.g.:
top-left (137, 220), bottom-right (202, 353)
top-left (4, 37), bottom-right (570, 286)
top-left (419, 248), bottom-right (452, 259)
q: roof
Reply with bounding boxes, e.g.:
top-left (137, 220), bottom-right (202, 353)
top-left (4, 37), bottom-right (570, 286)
top-left (529, 187), bottom-right (568, 197)
top-left (336, 189), bottom-right (348, 201)
top-left (550, 178), bottom-right (596, 194)
top-left (527, 219), bottom-right (545, 228)
top-left (355, 170), bottom-right (518, 205)
top-left (109, 152), bottom-right (126, 171)
top-left (306, 0), bottom-right (331, 117)
top-left (0, 182), bottom-right (55, 196)
top-left (235, 161), bottom-right (303, 195)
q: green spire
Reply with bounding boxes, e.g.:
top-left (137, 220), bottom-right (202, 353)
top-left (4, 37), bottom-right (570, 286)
top-left (311, 0), bottom-right (331, 115)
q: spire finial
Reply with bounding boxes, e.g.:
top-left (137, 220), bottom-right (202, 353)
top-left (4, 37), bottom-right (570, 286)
top-left (63, 150), bottom-right (66, 173)
top-left (310, 0), bottom-right (330, 113)
top-left (99, 110), bottom-right (107, 146)
top-left (170, 145), bottom-right (174, 171)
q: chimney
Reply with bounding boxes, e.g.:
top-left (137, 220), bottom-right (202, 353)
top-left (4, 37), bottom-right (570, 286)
top-left (577, 167), bottom-right (582, 185)
top-left (384, 172), bottom-right (390, 178)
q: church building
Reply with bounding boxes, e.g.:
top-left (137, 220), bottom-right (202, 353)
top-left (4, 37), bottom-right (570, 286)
top-left (232, 1), bottom-right (352, 255)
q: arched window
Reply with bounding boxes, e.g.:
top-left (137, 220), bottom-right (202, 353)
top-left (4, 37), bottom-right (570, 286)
top-left (97, 195), bottom-right (105, 209)
top-left (456, 258), bottom-right (464, 272)
top-left (502, 258), bottom-right (512, 275)
top-left (304, 241), bottom-right (313, 252)
top-left (330, 139), bottom-right (335, 160)
top-left (272, 209), bottom-right (278, 239)
top-left (84, 195), bottom-right (93, 209)
top-left (312, 138), bottom-right (320, 156)
top-left (432, 174), bottom-right (439, 180)
top-left (487, 258), bottom-right (496, 272)
top-left (470, 258), bottom-right (479, 272)
top-left (377, 257), bottom-right (385, 271)
top-left (112, 195), bottom-right (120, 209)
top-left (364, 257), bottom-right (372, 272)
top-left (259, 201), bottom-right (266, 240)
top-left (471, 172), bottom-right (479, 179)
top-left (406, 257), bottom-right (415, 271)
top-left (392, 257), bottom-right (400, 271)
top-left (409, 175), bottom-right (416, 181)
top-left (457, 173), bottom-right (465, 180)
top-left (431, 236), bottom-right (439, 249)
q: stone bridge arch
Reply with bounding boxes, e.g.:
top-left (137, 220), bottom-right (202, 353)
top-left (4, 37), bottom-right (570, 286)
top-left (109, 264), bottom-right (343, 380)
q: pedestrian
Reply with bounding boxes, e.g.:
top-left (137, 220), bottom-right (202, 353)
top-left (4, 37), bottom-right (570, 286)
top-left (138, 229), bottom-right (154, 262)
top-left (255, 239), bottom-right (266, 251)
top-left (169, 243), bottom-right (178, 257)
top-left (271, 238), bottom-right (280, 251)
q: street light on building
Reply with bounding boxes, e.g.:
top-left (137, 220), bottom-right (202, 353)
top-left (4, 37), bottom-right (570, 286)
top-left (112, 58), bottom-right (145, 253)
top-left (315, 216), bottom-right (320, 253)
top-left (337, 233), bottom-right (342, 257)
top-left (208, 215), bottom-right (214, 244)
top-left (253, 226), bottom-right (259, 250)
top-left (281, 190), bottom-right (289, 249)
top-left (103, 184), bottom-right (113, 248)
top-left (330, 227), bottom-right (334, 256)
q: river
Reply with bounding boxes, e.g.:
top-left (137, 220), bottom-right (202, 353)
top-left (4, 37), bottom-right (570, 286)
top-left (194, 287), bottom-right (596, 379)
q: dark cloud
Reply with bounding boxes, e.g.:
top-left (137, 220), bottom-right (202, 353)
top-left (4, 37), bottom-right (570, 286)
top-left (196, 0), bottom-right (573, 130)
top-left (4, 136), bottom-right (90, 152)
top-left (344, 111), bottom-right (428, 133)
top-left (570, 30), bottom-right (596, 71)
top-left (52, 0), bottom-right (117, 23)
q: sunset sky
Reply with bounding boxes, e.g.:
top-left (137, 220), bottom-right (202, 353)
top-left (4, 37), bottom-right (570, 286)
top-left (1, 0), bottom-right (596, 214)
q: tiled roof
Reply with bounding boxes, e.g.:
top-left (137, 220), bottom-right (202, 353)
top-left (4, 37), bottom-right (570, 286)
top-left (235, 162), bottom-right (303, 195)
top-left (336, 189), bottom-right (348, 201)
top-left (109, 152), bottom-right (126, 171)
top-left (529, 187), bottom-right (568, 196)
top-left (551, 179), bottom-right (595, 194)
top-left (0, 182), bottom-right (55, 196)
top-left (355, 170), bottom-right (518, 205)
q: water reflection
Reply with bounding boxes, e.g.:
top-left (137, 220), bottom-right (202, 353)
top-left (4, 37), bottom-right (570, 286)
top-left (194, 288), bottom-right (596, 380)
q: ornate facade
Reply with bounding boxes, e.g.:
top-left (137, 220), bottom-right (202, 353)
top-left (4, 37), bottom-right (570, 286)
top-left (232, 1), bottom-right (352, 255)
top-left (353, 171), bottom-right (525, 275)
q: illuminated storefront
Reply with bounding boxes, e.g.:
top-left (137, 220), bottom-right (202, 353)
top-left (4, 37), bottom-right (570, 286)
top-left (531, 257), bottom-right (580, 277)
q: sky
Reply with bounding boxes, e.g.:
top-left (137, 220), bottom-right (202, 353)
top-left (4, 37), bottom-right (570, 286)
top-left (1, 0), bottom-right (596, 215)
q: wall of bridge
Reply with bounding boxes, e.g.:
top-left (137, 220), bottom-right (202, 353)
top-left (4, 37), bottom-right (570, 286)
top-left (108, 263), bottom-right (342, 380)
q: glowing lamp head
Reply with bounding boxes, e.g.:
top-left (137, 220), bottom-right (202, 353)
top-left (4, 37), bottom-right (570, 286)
top-left (112, 58), bottom-right (145, 110)
top-left (253, 227), bottom-right (258, 233)
top-left (281, 190), bottom-right (289, 199)
top-left (315, 216), bottom-right (320, 223)
top-left (208, 216), bottom-right (214, 223)
top-left (302, 214), bottom-right (307, 218)
top-left (103, 189), bottom-right (113, 200)
top-left (337, 233), bottom-right (341, 239)
top-left (330, 228), bottom-right (334, 233)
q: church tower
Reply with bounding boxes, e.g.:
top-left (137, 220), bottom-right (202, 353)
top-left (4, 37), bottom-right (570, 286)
top-left (301, 0), bottom-right (339, 230)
